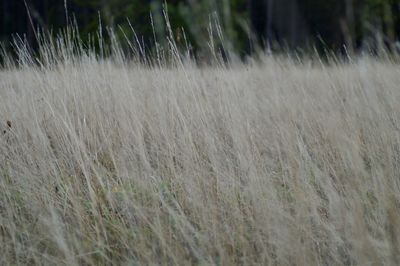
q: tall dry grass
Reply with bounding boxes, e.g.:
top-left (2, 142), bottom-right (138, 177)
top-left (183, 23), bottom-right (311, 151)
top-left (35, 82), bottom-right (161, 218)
top-left (1, 34), bottom-right (400, 265)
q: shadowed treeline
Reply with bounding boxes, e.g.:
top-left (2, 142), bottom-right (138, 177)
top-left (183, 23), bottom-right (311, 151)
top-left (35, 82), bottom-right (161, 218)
top-left (1, 0), bottom-right (400, 54)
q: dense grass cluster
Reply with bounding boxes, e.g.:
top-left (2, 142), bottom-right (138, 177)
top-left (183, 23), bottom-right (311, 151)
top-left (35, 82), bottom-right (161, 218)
top-left (1, 37), bottom-right (400, 265)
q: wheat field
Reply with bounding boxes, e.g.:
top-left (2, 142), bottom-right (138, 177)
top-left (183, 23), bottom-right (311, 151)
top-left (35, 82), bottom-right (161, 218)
top-left (0, 37), bottom-right (400, 265)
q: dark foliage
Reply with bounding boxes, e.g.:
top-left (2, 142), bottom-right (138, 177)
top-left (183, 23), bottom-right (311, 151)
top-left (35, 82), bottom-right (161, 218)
top-left (1, 0), bottom-right (399, 54)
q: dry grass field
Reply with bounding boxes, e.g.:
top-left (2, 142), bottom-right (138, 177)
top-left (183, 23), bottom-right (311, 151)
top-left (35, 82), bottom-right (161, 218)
top-left (1, 38), bottom-right (400, 265)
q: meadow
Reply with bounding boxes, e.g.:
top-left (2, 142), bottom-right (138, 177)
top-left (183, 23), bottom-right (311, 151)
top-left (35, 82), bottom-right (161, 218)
top-left (0, 36), bottom-right (400, 265)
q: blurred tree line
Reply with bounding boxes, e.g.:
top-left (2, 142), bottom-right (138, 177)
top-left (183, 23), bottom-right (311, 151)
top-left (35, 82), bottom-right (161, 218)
top-left (1, 0), bottom-right (399, 55)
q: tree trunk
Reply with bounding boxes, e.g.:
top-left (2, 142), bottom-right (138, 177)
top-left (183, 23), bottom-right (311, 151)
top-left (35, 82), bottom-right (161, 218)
top-left (249, 0), bottom-right (309, 49)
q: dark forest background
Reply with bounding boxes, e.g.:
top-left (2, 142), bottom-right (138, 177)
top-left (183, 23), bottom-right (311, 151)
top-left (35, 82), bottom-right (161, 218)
top-left (1, 0), bottom-right (400, 55)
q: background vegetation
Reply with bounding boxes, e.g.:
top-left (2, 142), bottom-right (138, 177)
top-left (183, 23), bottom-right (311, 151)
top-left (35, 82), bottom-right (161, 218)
top-left (1, 0), bottom-right (400, 55)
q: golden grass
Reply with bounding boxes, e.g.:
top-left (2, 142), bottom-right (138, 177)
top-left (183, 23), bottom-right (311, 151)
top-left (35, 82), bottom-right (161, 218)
top-left (1, 52), bottom-right (400, 265)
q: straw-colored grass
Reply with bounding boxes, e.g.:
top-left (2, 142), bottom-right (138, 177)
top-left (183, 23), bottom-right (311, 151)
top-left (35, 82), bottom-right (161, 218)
top-left (1, 43), bottom-right (400, 265)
